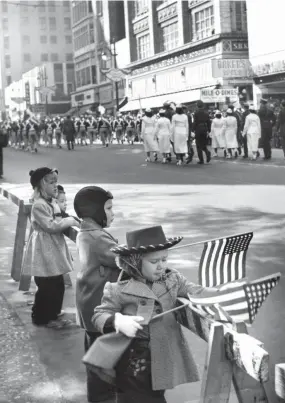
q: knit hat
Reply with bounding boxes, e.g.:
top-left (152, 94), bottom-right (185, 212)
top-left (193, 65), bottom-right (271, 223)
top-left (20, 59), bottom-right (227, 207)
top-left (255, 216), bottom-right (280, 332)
top-left (29, 167), bottom-right (58, 189)
top-left (74, 186), bottom-right (113, 228)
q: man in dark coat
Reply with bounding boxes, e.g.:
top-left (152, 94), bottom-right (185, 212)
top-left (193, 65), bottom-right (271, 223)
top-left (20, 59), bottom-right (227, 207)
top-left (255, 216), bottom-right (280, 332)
top-left (183, 105), bottom-right (194, 164)
top-left (258, 98), bottom-right (276, 159)
top-left (277, 100), bottom-right (285, 157)
top-left (62, 115), bottom-right (76, 150)
top-left (192, 101), bottom-right (211, 164)
top-left (241, 103), bottom-right (251, 158)
top-left (163, 101), bottom-right (175, 162)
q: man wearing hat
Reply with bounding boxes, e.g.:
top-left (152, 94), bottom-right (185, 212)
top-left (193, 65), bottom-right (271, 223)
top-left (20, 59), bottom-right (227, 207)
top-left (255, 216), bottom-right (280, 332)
top-left (192, 100), bottom-right (211, 164)
top-left (258, 98), bottom-right (276, 159)
top-left (241, 102), bottom-right (251, 158)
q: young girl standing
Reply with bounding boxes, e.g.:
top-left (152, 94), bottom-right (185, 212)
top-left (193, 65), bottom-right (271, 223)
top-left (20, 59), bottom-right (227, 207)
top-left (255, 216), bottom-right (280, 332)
top-left (22, 167), bottom-right (79, 329)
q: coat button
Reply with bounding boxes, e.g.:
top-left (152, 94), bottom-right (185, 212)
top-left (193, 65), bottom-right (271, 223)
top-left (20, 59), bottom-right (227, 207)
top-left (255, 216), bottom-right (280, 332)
top-left (155, 308), bottom-right (162, 314)
top-left (140, 300), bottom-right (146, 306)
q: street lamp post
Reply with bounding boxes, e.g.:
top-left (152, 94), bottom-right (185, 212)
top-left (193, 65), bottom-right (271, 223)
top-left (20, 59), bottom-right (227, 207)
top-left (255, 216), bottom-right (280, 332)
top-left (101, 38), bottom-right (119, 113)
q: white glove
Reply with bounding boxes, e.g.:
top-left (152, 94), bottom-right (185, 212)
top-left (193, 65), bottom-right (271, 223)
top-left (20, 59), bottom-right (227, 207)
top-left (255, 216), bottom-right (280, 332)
top-left (114, 313), bottom-right (144, 338)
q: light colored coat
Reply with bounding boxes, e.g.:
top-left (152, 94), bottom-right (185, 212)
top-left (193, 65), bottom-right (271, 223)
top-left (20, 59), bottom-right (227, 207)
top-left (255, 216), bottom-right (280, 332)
top-left (243, 112), bottom-right (261, 154)
top-left (171, 114), bottom-right (188, 154)
top-left (93, 269), bottom-right (205, 391)
top-left (141, 116), bottom-right (159, 153)
top-left (76, 218), bottom-right (120, 332)
top-left (224, 116), bottom-right (238, 148)
top-left (153, 117), bottom-right (171, 153)
top-left (21, 197), bottom-right (73, 277)
top-left (211, 117), bottom-right (226, 148)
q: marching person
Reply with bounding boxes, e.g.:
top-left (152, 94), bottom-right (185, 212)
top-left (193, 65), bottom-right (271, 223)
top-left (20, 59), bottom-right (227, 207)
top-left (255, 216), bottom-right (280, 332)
top-left (53, 117), bottom-right (63, 149)
top-left (210, 110), bottom-right (226, 157)
top-left (192, 100), bottom-right (211, 164)
top-left (27, 119), bottom-right (39, 153)
top-left (153, 109), bottom-right (171, 163)
top-left (141, 108), bottom-right (158, 163)
top-left (241, 103), bottom-right (251, 159)
top-left (46, 118), bottom-right (54, 147)
top-left (171, 104), bottom-right (189, 165)
top-left (242, 104), bottom-right (261, 160)
top-left (114, 114), bottom-right (125, 144)
top-left (126, 116), bottom-right (136, 145)
top-left (74, 186), bottom-right (120, 403)
top-left (277, 100), bottom-right (285, 158)
top-left (21, 167), bottom-right (79, 328)
top-left (98, 115), bottom-right (112, 147)
top-left (224, 108), bottom-right (238, 159)
top-left (62, 115), bottom-right (76, 150)
top-left (258, 98), bottom-right (276, 160)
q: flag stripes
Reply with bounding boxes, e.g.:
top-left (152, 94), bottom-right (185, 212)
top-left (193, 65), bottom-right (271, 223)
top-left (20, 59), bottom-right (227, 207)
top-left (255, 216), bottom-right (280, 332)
top-left (198, 232), bottom-right (253, 287)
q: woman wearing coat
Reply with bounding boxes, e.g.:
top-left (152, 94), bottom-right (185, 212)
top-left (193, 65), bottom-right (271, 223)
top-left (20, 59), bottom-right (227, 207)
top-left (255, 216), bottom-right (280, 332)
top-left (141, 108), bottom-right (159, 162)
top-left (153, 109), bottom-right (171, 163)
top-left (210, 110), bottom-right (226, 157)
top-left (171, 104), bottom-right (189, 165)
top-left (242, 105), bottom-right (261, 160)
top-left (224, 108), bottom-right (238, 158)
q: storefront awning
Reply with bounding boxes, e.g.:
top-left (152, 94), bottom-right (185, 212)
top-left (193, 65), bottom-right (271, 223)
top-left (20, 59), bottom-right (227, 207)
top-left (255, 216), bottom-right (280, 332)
top-left (119, 89), bottom-right (204, 112)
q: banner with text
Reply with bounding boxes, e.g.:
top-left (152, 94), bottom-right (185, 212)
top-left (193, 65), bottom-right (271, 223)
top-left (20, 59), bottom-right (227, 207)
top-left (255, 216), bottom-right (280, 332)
top-left (201, 88), bottom-right (238, 103)
top-left (212, 59), bottom-right (253, 78)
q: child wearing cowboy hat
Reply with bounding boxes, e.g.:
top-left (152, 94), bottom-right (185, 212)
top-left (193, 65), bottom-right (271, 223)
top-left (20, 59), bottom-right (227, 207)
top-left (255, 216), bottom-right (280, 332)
top-left (91, 226), bottom-right (229, 403)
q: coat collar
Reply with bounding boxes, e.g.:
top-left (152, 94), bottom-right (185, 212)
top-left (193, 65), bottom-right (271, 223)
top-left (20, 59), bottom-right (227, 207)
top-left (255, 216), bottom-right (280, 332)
top-left (80, 218), bottom-right (118, 242)
top-left (121, 278), bottom-right (158, 300)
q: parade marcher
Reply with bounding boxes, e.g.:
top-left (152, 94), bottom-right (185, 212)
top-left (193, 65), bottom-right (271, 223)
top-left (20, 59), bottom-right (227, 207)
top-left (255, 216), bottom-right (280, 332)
top-left (276, 100), bottom-right (285, 158)
top-left (0, 124), bottom-right (9, 179)
top-left (171, 104), bottom-right (189, 166)
top-left (98, 115), bottom-right (112, 147)
top-left (62, 115), bottom-right (76, 150)
top-left (54, 117), bottom-right (63, 149)
top-left (46, 118), bottom-right (54, 147)
top-left (153, 109), bottom-right (171, 163)
top-left (241, 103), bottom-right (251, 158)
top-left (22, 120), bottom-right (29, 151)
top-left (26, 119), bottom-right (39, 153)
top-left (91, 225), bottom-right (231, 403)
top-left (21, 167), bottom-right (79, 328)
top-left (87, 117), bottom-right (97, 145)
top-left (210, 110), bottom-right (226, 157)
top-left (141, 108), bottom-right (158, 162)
top-left (183, 105), bottom-right (194, 164)
top-left (76, 116), bottom-right (88, 146)
top-left (114, 114), bottom-right (125, 144)
top-left (242, 104), bottom-right (261, 160)
top-left (126, 116), bottom-right (136, 145)
top-left (192, 100), bottom-right (211, 164)
top-left (74, 186), bottom-right (120, 403)
top-left (228, 104), bottom-right (242, 155)
top-left (258, 98), bottom-right (276, 159)
top-left (224, 108), bottom-right (238, 158)
top-left (135, 114), bottom-right (142, 142)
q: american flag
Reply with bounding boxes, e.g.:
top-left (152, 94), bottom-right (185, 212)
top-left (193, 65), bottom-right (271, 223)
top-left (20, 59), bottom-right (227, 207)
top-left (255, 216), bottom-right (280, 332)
top-left (188, 272), bottom-right (281, 325)
top-left (198, 232), bottom-right (253, 287)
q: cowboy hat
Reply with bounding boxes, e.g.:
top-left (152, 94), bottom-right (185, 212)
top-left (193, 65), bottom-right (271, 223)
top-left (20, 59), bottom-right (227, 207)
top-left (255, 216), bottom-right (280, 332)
top-left (111, 225), bottom-right (182, 256)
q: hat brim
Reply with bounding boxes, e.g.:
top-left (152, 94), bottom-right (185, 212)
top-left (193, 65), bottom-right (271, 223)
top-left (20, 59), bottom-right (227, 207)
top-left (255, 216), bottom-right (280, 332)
top-left (111, 236), bottom-right (183, 255)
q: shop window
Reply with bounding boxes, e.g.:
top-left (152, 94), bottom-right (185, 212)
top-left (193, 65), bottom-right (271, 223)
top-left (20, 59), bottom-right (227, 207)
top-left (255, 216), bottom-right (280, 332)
top-left (161, 22), bottom-right (179, 51)
top-left (193, 5), bottom-right (214, 41)
top-left (136, 33), bottom-right (151, 60)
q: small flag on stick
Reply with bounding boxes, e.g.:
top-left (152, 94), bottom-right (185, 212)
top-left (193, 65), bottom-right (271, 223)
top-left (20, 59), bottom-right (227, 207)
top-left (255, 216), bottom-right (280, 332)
top-left (188, 272), bottom-right (280, 325)
top-left (199, 232), bottom-right (253, 287)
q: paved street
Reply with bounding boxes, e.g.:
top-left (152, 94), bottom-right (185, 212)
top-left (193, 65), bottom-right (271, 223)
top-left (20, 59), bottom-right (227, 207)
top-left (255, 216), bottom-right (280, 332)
top-left (1, 143), bottom-right (285, 403)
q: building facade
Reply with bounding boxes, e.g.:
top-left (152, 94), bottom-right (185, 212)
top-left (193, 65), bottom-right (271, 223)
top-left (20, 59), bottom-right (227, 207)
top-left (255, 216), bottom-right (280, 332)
top-left (5, 62), bottom-right (75, 119)
top-left (121, 0), bottom-right (250, 112)
top-left (71, 0), bottom-right (130, 115)
top-left (246, 0), bottom-right (285, 108)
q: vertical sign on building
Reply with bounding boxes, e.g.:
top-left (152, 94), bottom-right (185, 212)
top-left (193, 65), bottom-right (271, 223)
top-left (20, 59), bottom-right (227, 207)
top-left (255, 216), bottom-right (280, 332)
top-left (25, 82), bottom-right (31, 107)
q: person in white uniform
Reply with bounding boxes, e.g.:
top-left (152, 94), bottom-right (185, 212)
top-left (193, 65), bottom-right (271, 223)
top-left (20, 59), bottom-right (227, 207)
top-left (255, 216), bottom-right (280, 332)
top-left (153, 109), bottom-right (171, 163)
top-left (141, 108), bottom-right (158, 162)
top-left (171, 104), bottom-right (189, 166)
top-left (224, 108), bottom-right (238, 158)
top-left (242, 104), bottom-right (261, 160)
top-left (210, 110), bottom-right (226, 157)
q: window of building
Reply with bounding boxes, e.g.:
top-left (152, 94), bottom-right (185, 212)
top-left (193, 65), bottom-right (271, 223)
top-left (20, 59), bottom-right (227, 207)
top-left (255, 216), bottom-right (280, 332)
top-left (49, 17), bottom-right (56, 30)
top-left (6, 76), bottom-right (12, 86)
top-left (20, 4), bottom-right (29, 13)
top-left (23, 53), bottom-right (31, 62)
top-left (50, 35), bottom-right (57, 44)
top-left (54, 63), bottom-right (63, 82)
top-left (38, 1), bottom-right (45, 12)
top-left (48, 0), bottom-right (56, 12)
top-left (63, 1), bottom-right (70, 11)
top-left (232, 1), bottom-right (247, 32)
top-left (39, 17), bottom-right (47, 30)
top-left (40, 35), bottom-right (47, 44)
top-left (193, 5), bottom-right (214, 40)
top-left (161, 22), bottom-right (179, 51)
top-left (73, 25), bottom-right (89, 51)
top-left (89, 22), bottom-right (94, 43)
top-left (23, 35), bottom-right (30, 45)
top-left (2, 1), bottom-right (8, 12)
top-left (4, 36), bottom-right (9, 50)
top-left (76, 66), bottom-right (91, 87)
top-left (67, 82), bottom-right (73, 94)
top-left (66, 63), bottom-right (75, 82)
top-left (136, 34), bottom-right (151, 60)
top-left (3, 18), bottom-right (8, 31)
top-left (64, 17), bottom-right (71, 31)
top-left (96, 0), bottom-right (103, 16)
top-left (21, 16), bottom-right (29, 26)
top-left (72, 1), bottom-right (88, 24)
top-left (66, 53), bottom-right (73, 61)
top-left (51, 53), bottom-right (59, 62)
top-left (5, 55), bottom-right (11, 69)
top-left (41, 53), bottom-right (49, 62)
top-left (134, 0), bottom-right (148, 17)
top-left (65, 35), bottom-right (72, 44)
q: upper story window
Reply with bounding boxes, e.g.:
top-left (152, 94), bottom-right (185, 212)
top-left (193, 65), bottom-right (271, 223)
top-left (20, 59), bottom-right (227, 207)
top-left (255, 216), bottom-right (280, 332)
top-left (72, 1), bottom-right (88, 24)
top-left (136, 33), bottom-right (151, 60)
top-left (38, 1), bottom-right (45, 12)
top-left (232, 0), bottom-right (247, 33)
top-left (2, 18), bottom-right (8, 31)
top-left (2, 1), bottom-right (8, 12)
top-left (5, 55), bottom-right (11, 69)
top-left (40, 35), bottom-right (47, 44)
top-left (39, 17), bottom-right (47, 30)
top-left (65, 35), bottom-right (72, 44)
top-left (73, 25), bottom-right (89, 51)
top-left (51, 53), bottom-right (59, 62)
top-left (96, 0), bottom-right (103, 16)
top-left (50, 35), bottom-right (57, 44)
top-left (49, 17), bottom-right (57, 30)
top-left (134, 0), bottom-right (148, 17)
top-left (23, 53), bottom-right (31, 63)
top-left (64, 17), bottom-right (71, 31)
top-left (193, 5), bottom-right (214, 41)
top-left (161, 22), bottom-right (179, 51)
top-left (4, 36), bottom-right (9, 50)
top-left (66, 53), bottom-right (73, 62)
top-left (6, 76), bottom-right (12, 86)
top-left (41, 53), bottom-right (49, 62)
top-left (48, 0), bottom-right (56, 12)
top-left (23, 35), bottom-right (30, 45)
top-left (21, 16), bottom-right (29, 26)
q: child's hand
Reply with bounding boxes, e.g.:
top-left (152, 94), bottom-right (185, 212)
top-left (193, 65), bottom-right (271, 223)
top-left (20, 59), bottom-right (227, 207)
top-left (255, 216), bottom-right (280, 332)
top-left (66, 217), bottom-right (80, 228)
top-left (114, 313), bottom-right (144, 338)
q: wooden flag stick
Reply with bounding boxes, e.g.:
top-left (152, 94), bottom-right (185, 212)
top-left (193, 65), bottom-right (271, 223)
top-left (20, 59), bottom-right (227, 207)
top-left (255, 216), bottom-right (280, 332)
top-left (171, 231), bottom-right (253, 251)
top-left (152, 303), bottom-right (189, 320)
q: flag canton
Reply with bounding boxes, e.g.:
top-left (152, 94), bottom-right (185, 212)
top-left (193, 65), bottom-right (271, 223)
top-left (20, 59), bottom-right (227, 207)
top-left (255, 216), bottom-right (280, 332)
top-left (244, 277), bottom-right (279, 323)
top-left (223, 233), bottom-right (253, 256)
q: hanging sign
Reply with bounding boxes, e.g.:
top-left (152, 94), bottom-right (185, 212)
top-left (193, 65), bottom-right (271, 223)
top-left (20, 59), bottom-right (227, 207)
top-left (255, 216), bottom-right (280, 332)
top-left (201, 88), bottom-right (238, 103)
